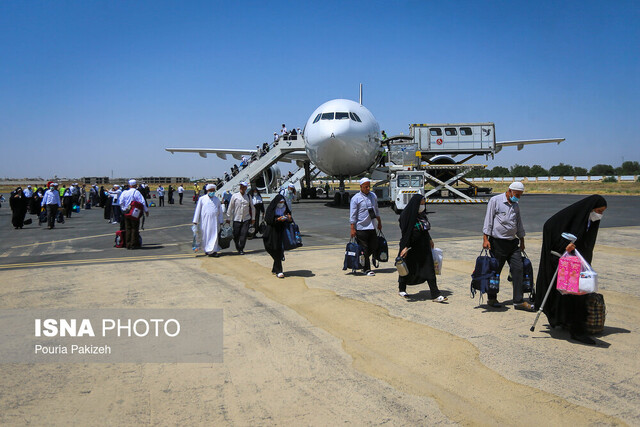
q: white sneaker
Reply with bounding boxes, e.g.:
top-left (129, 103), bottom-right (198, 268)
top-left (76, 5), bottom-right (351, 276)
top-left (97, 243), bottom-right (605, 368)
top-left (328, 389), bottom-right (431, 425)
top-left (398, 291), bottom-right (408, 297)
top-left (277, 273), bottom-right (284, 278)
top-left (366, 271), bottom-right (376, 276)
top-left (433, 295), bottom-right (448, 303)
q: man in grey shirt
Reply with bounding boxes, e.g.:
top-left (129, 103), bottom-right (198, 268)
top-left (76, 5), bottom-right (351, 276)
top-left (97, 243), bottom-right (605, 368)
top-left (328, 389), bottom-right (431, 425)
top-left (482, 181), bottom-right (534, 311)
top-left (350, 177), bottom-right (382, 276)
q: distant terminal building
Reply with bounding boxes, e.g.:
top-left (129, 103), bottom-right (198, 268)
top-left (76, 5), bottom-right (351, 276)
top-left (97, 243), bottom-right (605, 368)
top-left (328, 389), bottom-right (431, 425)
top-left (82, 177), bottom-right (110, 185)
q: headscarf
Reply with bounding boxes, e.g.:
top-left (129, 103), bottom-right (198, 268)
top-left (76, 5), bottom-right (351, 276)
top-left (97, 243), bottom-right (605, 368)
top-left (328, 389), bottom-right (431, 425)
top-left (264, 193), bottom-right (290, 226)
top-left (398, 194), bottom-right (426, 250)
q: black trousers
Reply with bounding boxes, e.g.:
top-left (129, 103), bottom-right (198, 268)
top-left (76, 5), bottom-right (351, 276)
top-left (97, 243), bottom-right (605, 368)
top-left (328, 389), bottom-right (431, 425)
top-left (233, 220), bottom-right (250, 252)
top-left (46, 204), bottom-right (58, 228)
top-left (356, 229), bottom-right (378, 271)
top-left (489, 237), bottom-right (524, 303)
top-left (254, 204), bottom-right (264, 233)
top-left (124, 217), bottom-right (141, 249)
top-left (158, 196), bottom-right (164, 206)
top-left (270, 250), bottom-right (284, 274)
top-left (179, 193), bottom-right (183, 204)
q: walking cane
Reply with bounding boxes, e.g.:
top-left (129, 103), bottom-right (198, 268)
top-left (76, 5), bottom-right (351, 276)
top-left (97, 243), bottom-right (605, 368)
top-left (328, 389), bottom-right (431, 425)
top-left (530, 233), bottom-right (577, 332)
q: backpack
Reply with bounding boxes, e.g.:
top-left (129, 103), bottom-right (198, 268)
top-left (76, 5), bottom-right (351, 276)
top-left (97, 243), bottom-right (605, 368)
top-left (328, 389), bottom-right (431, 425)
top-left (470, 249), bottom-right (499, 298)
top-left (372, 230), bottom-right (388, 268)
top-left (219, 223), bottom-right (233, 249)
top-left (124, 200), bottom-right (145, 221)
top-left (343, 238), bottom-right (365, 272)
top-left (506, 251), bottom-right (535, 297)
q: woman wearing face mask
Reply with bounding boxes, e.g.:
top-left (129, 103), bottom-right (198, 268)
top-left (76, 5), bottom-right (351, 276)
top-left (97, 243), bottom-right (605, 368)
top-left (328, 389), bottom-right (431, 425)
top-left (262, 194), bottom-right (292, 278)
top-left (397, 194), bottom-right (447, 302)
top-left (192, 184), bottom-right (225, 257)
top-left (535, 195), bottom-right (607, 345)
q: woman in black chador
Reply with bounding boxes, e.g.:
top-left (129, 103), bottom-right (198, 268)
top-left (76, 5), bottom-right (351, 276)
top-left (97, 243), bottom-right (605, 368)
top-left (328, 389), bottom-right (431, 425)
top-left (262, 193), bottom-right (292, 278)
top-left (535, 195), bottom-right (607, 345)
top-left (9, 187), bottom-right (28, 229)
top-left (397, 194), bottom-right (447, 302)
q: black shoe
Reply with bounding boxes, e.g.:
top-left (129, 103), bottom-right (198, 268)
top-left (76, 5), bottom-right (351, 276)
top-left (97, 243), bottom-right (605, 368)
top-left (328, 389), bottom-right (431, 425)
top-left (238, 251), bottom-right (245, 255)
top-left (487, 298), bottom-right (503, 308)
top-left (571, 333), bottom-right (596, 345)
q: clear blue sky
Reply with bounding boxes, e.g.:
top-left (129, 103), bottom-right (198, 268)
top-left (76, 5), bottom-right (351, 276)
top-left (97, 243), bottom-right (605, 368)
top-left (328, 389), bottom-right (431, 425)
top-left (1, 0), bottom-right (638, 179)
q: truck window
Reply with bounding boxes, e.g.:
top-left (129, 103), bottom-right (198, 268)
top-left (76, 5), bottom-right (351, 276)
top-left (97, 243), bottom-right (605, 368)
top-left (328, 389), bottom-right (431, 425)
top-left (411, 175), bottom-right (423, 187)
top-left (430, 128), bottom-right (442, 136)
top-left (460, 127), bottom-right (472, 136)
top-left (335, 112), bottom-right (349, 120)
top-left (397, 174), bottom-right (411, 188)
top-left (321, 112), bottom-right (334, 120)
top-left (445, 127), bottom-right (458, 136)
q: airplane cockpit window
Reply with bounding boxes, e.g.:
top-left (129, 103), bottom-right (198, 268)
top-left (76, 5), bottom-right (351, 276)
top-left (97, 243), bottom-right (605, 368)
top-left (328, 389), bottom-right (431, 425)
top-left (313, 114), bottom-right (321, 124)
top-left (445, 128), bottom-right (458, 136)
top-left (335, 112), bottom-right (349, 120)
top-left (397, 174), bottom-right (411, 188)
top-left (460, 127), bottom-right (472, 136)
top-left (430, 128), bottom-right (442, 136)
top-left (321, 112), bottom-right (334, 120)
top-left (350, 112), bottom-right (362, 122)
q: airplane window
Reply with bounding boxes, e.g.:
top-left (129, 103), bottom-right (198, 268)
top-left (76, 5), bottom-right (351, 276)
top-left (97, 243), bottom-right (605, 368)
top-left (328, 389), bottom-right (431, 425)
top-left (321, 112), bottom-right (334, 120)
top-left (430, 128), bottom-right (442, 136)
top-left (460, 127), bottom-right (472, 136)
top-left (445, 128), bottom-right (458, 136)
top-left (411, 175), bottom-right (423, 187)
top-left (397, 174), bottom-right (411, 188)
top-left (313, 114), bottom-right (321, 124)
top-left (350, 112), bottom-right (362, 122)
top-left (335, 112), bottom-right (349, 120)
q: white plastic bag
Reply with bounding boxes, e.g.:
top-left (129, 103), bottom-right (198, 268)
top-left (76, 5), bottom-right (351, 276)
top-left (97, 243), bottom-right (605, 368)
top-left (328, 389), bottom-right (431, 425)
top-left (432, 247), bottom-right (443, 275)
top-left (191, 224), bottom-right (201, 252)
top-left (575, 250), bottom-right (598, 294)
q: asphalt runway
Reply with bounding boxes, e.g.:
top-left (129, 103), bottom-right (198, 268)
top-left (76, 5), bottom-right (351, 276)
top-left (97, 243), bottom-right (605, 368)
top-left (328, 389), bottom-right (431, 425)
top-left (0, 192), bottom-right (638, 268)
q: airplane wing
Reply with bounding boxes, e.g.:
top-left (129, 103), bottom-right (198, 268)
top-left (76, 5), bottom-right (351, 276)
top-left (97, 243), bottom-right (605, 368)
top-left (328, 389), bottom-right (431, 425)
top-left (165, 147), bottom-right (309, 163)
top-left (495, 138), bottom-right (564, 152)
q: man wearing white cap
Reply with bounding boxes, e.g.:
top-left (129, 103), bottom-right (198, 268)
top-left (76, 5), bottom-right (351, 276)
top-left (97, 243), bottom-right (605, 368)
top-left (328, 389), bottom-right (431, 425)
top-left (193, 184), bottom-right (224, 257)
top-left (41, 183), bottom-right (61, 229)
top-left (226, 181), bottom-right (255, 255)
top-left (119, 179), bottom-right (149, 249)
top-left (350, 177), bottom-right (382, 276)
top-left (280, 183), bottom-right (296, 212)
top-left (482, 181), bottom-right (532, 310)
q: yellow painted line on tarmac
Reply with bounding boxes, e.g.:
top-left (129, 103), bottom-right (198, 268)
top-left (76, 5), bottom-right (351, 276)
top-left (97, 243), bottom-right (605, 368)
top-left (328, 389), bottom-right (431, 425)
top-left (0, 253), bottom-right (197, 270)
top-left (10, 223), bottom-right (192, 249)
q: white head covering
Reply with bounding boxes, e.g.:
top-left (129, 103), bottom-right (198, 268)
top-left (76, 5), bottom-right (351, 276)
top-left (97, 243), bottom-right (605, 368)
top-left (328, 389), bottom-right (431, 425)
top-left (239, 181), bottom-right (248, 187)
top-left (509, 181), bottom-right (525, 191)
top-left (359, 177), bottom-right (371, 186)
top-left (288, 183), bottom-right (295, 189)
top-left (206, 184), bottom-right (216, 191)
top-left (128, 179), bottom-right (137, 186)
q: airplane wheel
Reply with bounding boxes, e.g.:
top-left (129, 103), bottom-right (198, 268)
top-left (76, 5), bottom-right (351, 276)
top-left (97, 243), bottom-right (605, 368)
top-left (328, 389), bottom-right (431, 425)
top-left (341, 192), bottom-right (350, 206)
top-left (333, 192), bottom-right (341, 206)
top-left (310, 188), bottom-right (317, 199)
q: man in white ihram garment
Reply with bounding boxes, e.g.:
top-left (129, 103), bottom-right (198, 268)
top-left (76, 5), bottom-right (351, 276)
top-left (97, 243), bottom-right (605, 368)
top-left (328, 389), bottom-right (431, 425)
top-left (193, 184), bottom-right (224, 257)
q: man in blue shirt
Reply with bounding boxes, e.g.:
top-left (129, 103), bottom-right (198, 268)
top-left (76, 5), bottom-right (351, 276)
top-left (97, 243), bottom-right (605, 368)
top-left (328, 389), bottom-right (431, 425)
top-left (350, 177), bottom-right (382, 276)
top-left (41, 183), bottom-right (62, 229)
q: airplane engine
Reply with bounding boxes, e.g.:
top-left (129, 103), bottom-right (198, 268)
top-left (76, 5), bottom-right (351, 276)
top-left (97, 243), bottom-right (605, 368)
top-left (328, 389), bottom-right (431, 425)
top-left (254, 165), bottom-right (281, 191)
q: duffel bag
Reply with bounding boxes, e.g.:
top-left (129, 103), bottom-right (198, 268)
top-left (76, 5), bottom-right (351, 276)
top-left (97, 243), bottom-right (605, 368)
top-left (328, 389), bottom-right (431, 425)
top-left (584, 293), bottom-right (606, 335)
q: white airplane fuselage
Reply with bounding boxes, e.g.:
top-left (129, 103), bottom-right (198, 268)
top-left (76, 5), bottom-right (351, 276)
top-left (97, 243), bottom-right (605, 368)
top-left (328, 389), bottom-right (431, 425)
top-left (303, 99), bottom-right (380, 177)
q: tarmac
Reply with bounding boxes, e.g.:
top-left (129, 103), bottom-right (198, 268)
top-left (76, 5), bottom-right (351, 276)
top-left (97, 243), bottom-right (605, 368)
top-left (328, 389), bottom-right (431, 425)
top-left (0, 192), bottom-right (639, 425)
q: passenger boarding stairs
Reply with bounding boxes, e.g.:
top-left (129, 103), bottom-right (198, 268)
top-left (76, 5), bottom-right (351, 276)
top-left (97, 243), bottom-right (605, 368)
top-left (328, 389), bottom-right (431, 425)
top-left (282, 163), bottom-right (319, 189)
top-left (215, 137), bottom-right (306, 199)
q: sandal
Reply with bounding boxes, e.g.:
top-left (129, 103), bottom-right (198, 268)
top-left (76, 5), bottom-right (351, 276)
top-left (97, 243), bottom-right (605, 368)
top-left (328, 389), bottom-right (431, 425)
top-left (433, 295), bottom-right (448, 303)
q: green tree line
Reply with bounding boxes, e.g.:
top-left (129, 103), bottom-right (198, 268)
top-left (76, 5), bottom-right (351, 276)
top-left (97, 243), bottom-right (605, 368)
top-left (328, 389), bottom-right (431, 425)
top-left (467, 161), bottom-right (640, 178)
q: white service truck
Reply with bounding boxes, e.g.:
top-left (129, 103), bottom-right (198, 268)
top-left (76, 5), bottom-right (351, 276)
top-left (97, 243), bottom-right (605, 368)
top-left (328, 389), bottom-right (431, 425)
top-left (388, 169), bottom-right (426, 213)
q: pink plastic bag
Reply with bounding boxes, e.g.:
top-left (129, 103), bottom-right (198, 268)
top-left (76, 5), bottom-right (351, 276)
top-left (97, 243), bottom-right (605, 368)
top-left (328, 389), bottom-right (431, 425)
top-left (556, 255), bottom-right (581, 294)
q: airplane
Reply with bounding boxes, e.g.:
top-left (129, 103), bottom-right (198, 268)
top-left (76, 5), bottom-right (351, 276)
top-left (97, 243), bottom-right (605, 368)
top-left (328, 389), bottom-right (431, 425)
top-left (166, 89), bottom-right (564, 206)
